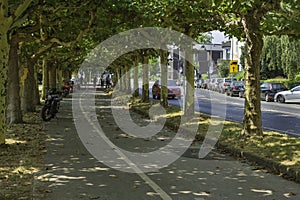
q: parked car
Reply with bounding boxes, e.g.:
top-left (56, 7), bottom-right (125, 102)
top-left (217, 77), bottom-right (237, 93)
top-left (208, 78), bottom-right (219, 91)
top-left (201, 79), bottom-right (209, 89)
top-left (274, 85), bottom-right (300, 103)
top-left (152, 80), bottom-right (181, 99)
top-left (260, 82), bottom-right (288, 102)
top-left (226, 81), bottom-right (245, 97)
top-left (194, 78), bottom-right (202, 88)
top-left (238, 86), bottom-right (245, 98)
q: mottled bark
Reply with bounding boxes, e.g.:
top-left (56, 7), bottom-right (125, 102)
top-left (120, 67), bottom-right (125, 91)
top-left (42, 59), bottom-right (49, 99)
top-left (0, 2), bottom-right (13, 143)
top-left (56, 66), bottom-right (62, 90)
top-left (48, 63), bottom-right (57, 89)
top-left (124, 65), bottom-right (130, 92)
top-left (133, 55), bottom-right (139, 97)
top-left (0, 22), bottom-right (11, 144)
top-left (184, 52), bottom-right (195, 116)
top-left (7, 34), bottom-right (22, 123)
top-left (160, 50), bottom-right (168, 108)
top-left (21, 60), bottom-right (36, 112)
top-left (33, 64), bottom-right (40, 105)
top-left (241, 13), bottom-right (263, 136)
top-left (141, 51), bottom-right (149, 102)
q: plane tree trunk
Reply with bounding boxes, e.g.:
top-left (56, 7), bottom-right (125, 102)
top-left (160, 50), bottom-right (168, 108)
top-left (0, 18), bottom-right (12, 144)
top-left (133, 55), bottom-right (139, 97)
top-left (241, 13), bottom-right (263, 137)
top-left (7, 34), bottom-right (22, 123)
top-left (21, 59), bottom-right (37, 112)
top-left (141, 51), bottom-right (149, 102)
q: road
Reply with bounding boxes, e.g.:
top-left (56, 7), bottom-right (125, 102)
top-left (193, 89), bottom-right (300, 138)
top-left (144, 85), bottom-right (300, 138)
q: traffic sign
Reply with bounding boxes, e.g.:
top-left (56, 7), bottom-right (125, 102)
top-left (230, 60), bottom-right (238, 73)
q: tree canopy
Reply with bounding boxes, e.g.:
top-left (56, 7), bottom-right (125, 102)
top-left (0, 0), bottom-right (300, 144)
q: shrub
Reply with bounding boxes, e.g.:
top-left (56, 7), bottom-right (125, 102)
top-left (294, 73), bottom-right (300, 81)
top-left (236, 71), bottom-right (244, 81)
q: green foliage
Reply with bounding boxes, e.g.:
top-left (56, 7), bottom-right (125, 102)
top-left (260, 35), bottom-right (300, 80)
top-left (295, 73), bottom-right (300, 81)
top-left (235, 70), bottom-right (245, 81)
top-left (217, 60), bottom-right (230, 77)
top-left (201, 73), bottom-right (208, 80)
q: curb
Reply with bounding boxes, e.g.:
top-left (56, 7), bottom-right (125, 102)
top-left (131, 105), bottom-right (300, 183)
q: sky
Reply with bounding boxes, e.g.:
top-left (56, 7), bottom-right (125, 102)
top-left (211, 30), bottom-right (228, 44)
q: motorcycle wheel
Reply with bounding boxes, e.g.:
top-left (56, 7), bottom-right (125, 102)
top-left (41, 106), bottom-right (54, 121)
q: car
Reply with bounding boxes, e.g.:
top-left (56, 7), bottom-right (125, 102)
top-left (201, 79), bottom-right (209, 89)
top-left (207, 78), bottom-right (217, 91)
top-left (238, 86), bottom-right (245, 98)
top-left (226, 81), bottom-right (245, 97)
top-left (274, 85), bottom-right (300, 103)
top-left (260, 82), bottom-right (288, 102)
top-left (194, 78), bottom-right (202, 88)
top-left (152, 80), bottom-right (181, 99)
top-left (217, 77), bottom-right (237, 93)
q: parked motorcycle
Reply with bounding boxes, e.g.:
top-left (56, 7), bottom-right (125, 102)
top-left (61, 81), bottom-right (73, 97)
top-left (41, 88), bottom-right (61, 121)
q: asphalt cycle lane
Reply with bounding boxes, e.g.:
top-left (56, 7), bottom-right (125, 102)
top-left (37, 90), bottom-right (300, 200)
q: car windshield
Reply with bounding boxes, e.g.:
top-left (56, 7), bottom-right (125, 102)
top-left (272, 83), bottom-right (286, 89)
top-left (225, 78), bottom-right (236, 83)
top-left (232, 81), bottom-right (244, 86)
top-left (292, 86), bottom-right (300, 91)
top-left (167, 80), bottom-right (177, 86)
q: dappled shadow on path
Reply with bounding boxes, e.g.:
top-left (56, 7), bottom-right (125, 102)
top-left (36, 91), bottom-right (300, 200)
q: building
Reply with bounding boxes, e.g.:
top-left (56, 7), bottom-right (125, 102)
top-left (167, 35), bottom-right (244, 80)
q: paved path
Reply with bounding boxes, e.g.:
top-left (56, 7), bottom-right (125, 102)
top-left (36, 89), bottom-right (300, 200)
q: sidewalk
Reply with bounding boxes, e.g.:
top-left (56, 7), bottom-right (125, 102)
top-left (35, 89), bottom-right (170, 199)
top-left (35, 89), bottom-right (300, 200)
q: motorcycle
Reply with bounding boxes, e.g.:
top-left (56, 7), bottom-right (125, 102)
top-left (41, 89), bottom-right (61, 121)
top-left (61, 81), bottom-right (73, 97)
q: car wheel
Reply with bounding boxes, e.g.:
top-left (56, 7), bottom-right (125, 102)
top-left (265, 93), bottom-right (270, 102)
top-left (277, 95), bottom-right (285, 103)
top-left (230, 92), bottom-right (233, 97)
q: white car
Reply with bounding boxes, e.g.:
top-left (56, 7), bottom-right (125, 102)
top-left (274, 85), bottom-right (300, 103)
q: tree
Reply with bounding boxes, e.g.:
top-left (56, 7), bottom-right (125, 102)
top-left (0, 0), bottom-right (36, 144)
top-left (217, 60), bottom-right (230, 78)
top-left (209, 0), bottom-right (300, 136)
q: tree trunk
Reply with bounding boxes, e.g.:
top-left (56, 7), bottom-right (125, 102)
top-left (120, 67), bottom-right (124, 91)
top-left (49, 63), bottom-right (57, 89)
top-left (56, 65), bottom-right (62, 90)
top-left (125, 65), bottom-right (130, 92)
top-left (7, 34), bottom-right (22, 123)
top-left (42, 59), bottom-right (49, 100)
top-left (33, 64), bottom-right (40, 105)
top-left (21, 59), bottom-right (37, 112)
top-left (0, 18), bottom-right (11, 144)
top-left (160, 50), bottom-right (168, 108)
top-left (133, 55), bottom-right (139, 97)
top-left (241, 14), bottom-right (263, 137)
top-left (141, 51), bottom-right (149, 102)
top-left (184, 52), bottom-right (195, 116)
